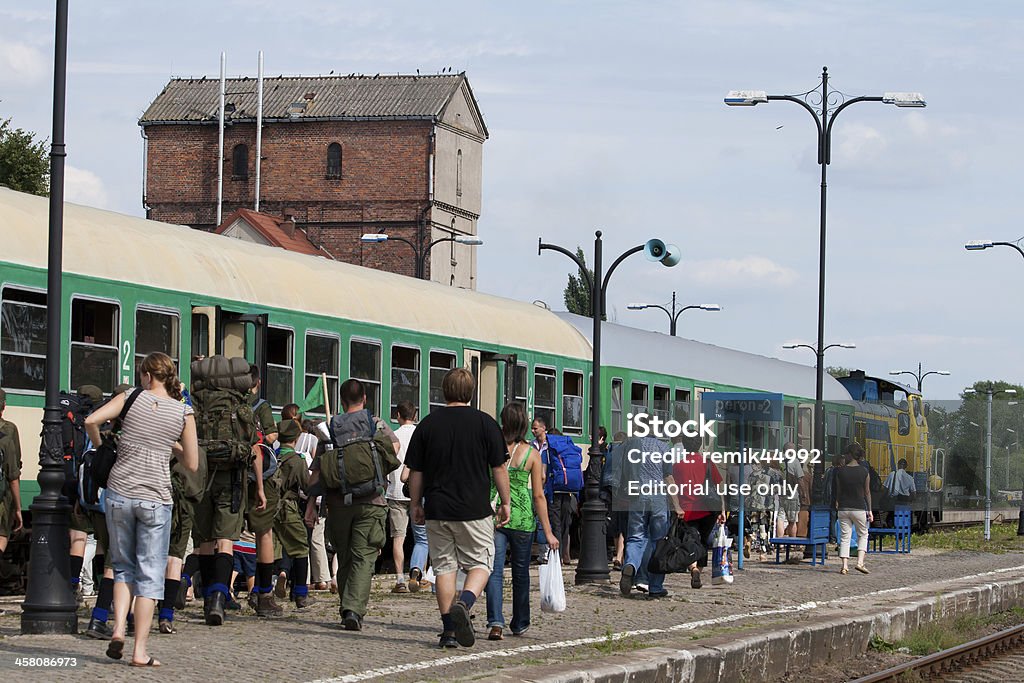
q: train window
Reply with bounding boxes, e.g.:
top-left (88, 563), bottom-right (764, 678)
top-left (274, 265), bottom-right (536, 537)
top-left (653, 385), bottom-right (670, 422)
top-left (305, 332), bottom-right (339, 415)
top-left (70, 298), bottom-right (119, 394)
top-left (191, 313), bottom-right (209, 360)
top-left (351, 339), bottom-right (382, 416)
top-left (898, 412), bottom-right (911, 436)
top-left (326, 142), bottom-right (342, 179)
top-left (266, 327), bottom-right (293, 409)
top-left (672, 388), bottom-right (691, 423)
top-left (534, 367), bottom-right (556, 430)
top-left (134, 308), bottom-right (180, 379)
top-left (796, 406), bottom-right (813, 451)
top-left (611, 379), bottom-right (623, 436)
top-left (826, 411), bottom-right (838, 457)
top-left (232, 144), bottom-right (249, 179)
top-left (428, 351), bottom-right (456, 413)
top-left (1, 287), bottom-right (47, 392)
top-left (391, 345), bottom-right (420, 421)
top-left (784, 405), bottom-right (796, 444)
top-left (514, 363), bottom-right (528, 403)
top-left (562, 370), bottom-right (584, 435)
top-left (630, 382), bottom-right (648, 415)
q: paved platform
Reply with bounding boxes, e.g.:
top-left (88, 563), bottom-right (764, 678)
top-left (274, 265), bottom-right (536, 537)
top-left (1, 548), bottom-right (1023, 682)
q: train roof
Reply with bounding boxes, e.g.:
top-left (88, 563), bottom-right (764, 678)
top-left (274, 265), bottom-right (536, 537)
top-left (556, 312), bottom-right (853, 401)
top-left (0, 188), bottom-right (591, 359)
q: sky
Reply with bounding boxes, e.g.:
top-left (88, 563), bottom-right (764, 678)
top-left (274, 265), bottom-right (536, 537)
top-left (2, 1), bottom-right (1023, 401)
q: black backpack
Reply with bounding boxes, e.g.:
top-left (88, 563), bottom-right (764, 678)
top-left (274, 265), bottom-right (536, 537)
top-left (59, 391), bottom-right (96, 500)
top-left (79, 388), bottom-right (143, 507)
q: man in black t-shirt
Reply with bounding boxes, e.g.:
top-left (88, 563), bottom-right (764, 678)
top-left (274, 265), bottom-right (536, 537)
top-left (407, 367), bottom-right (511, 650)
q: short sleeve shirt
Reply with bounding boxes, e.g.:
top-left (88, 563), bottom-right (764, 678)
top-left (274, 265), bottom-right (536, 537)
top-left (109, 390), bottom-right (192, 504)
top-left (0, 418), bottom-right (22, 481)
top-left (404, 405), bottom-right (506, 521)
top-left (672, 452), bottom-right (723, 522)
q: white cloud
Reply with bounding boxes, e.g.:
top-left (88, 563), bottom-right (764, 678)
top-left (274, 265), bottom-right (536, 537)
top-left (684, 256), bottom-right (799, 288)
top-left (0, 41), bottom-right (47, 85)
top-left (64, 166), bottom-right (109, 209)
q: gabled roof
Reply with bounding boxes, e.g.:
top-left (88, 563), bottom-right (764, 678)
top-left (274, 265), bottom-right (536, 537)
top-left (215, 208), bottom-right (330, 258)
top-left (139, 73), bottom-right (486, 135)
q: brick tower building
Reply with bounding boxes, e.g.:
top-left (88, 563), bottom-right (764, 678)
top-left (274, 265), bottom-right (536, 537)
top-left (139, 73), bottom-right (487, 287)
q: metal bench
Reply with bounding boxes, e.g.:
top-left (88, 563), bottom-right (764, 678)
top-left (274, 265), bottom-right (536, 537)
top-left (868, 504), bottom-right (912, 554)
top-left (770, 505), bottom-right (830, 566)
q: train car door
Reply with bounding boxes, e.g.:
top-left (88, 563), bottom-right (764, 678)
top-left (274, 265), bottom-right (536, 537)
top-left (190, 305), bottom-right (268, 393)
top-left (463, 350), bottom-right (516, 418)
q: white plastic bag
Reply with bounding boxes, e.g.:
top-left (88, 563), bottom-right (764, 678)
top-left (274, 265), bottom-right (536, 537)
top-left (539, 550), bottom-right (566, 613)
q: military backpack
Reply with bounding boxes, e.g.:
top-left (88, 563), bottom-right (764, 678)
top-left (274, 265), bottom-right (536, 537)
top-left (319, 410), bottom-right (400, 504)
top-left (191, 356), bottom-right (258, 468)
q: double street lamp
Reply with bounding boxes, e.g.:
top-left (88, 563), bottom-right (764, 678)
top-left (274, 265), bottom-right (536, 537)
top-left (783, 341), bottom-right (855, 354)
top-left (964, 384), bottom-right (1017, 540)
top-left (626, 292), bottom-right (720, 336)
top-left (539, 232), bottom-right (680, 584)
top-left (727, 67), bottom-right (924, 463)
top-left (361, 232), bottom-right (483, 280)
top-left (889, 363), bottom-right (950, 394)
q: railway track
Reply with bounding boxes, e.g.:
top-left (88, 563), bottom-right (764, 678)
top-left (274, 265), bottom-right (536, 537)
top-left (851, 623), bottom-right (1024, 682)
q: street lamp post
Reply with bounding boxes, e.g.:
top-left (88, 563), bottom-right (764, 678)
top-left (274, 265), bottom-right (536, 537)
top-left (361, 232), bottom-right (483, 280)
top-left (21, 0), bottom-right (77, 635)
top-left (964, 385), bottom-right (1017, 540)
top-left (626, 292), bottom-right (721, 336)
top-left (728, 68), bottom-right (924, 471)
top-left (889, 363), bottom-right (951, 394)
top-left (539, 231), bottom-right (679, 584)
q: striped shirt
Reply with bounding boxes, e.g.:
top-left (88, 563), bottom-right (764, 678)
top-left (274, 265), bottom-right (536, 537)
top-left (108, 390), bottom-right (192, 504)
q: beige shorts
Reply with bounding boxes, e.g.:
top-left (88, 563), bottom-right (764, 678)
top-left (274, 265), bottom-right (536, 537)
top-left (387, 499), bottom-right (410, 538)
top-left (425, 517), bottom-right (494, 575)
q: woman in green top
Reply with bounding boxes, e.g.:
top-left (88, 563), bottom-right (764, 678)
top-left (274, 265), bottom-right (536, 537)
top-left (485, 402), bottom-right (559, 640)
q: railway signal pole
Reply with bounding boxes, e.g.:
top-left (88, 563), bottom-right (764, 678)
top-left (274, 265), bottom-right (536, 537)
top-left (21, 0), bottom-right (77, 635)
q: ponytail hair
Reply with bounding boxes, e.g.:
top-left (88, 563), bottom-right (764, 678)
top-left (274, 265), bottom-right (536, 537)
top-left (140, 351), bottom-right (182, 401)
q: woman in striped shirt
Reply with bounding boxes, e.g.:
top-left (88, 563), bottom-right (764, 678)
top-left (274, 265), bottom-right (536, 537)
top-left (86, 352), bottom-right (199, 668)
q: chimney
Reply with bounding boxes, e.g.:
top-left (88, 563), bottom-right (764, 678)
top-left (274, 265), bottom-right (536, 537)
top-left (283, 216), bottom-right (297, 237)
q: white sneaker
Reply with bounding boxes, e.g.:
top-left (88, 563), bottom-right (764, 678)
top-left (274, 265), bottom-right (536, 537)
top-left (635, 583), bottom-right (649, 593)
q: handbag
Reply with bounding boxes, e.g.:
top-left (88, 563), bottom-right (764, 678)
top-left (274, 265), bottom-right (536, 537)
top-left (647, 518), bottom-right (702, 574)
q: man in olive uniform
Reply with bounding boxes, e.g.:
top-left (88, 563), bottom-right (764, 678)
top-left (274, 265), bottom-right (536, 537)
top-left (0, 388), bottom-right (24, 557)
top-left (274, 419), bottom-right (315, 608)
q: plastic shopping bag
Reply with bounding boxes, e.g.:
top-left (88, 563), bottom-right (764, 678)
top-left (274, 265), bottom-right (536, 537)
top-left (539, 550), bottom-right (566, 613)
top-left (709, 523), bottom-right (735, 586)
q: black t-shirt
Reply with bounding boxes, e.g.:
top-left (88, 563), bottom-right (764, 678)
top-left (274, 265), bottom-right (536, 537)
top-left (404, 405), bottom-right (507, 521)
top-left (836, 464), bottom-right (869, 511)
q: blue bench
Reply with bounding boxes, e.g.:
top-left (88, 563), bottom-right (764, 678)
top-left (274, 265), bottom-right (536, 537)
top-left (770, 506), bottom-right (830, 566)
top-left (868, 505), bottom-right (911, 554)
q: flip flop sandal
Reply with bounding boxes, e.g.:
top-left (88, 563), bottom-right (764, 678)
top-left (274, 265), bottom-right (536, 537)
top-left (855, 565), bottom-right (870, 575)
top-left (839, 568), bottom-right (849, 575)
top-left (129, 657), bottom-right (161, 667)
top-left (106, 638), bottom-right (124, 660)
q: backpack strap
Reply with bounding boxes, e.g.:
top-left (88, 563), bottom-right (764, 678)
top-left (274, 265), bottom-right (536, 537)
top-left (120, 388), bottom-right (143, 422)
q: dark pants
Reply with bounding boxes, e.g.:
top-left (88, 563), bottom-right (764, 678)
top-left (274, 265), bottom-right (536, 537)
top-left (485, 528), bottom-right (533, 632)
top-left (682, 514), bottom-right (717, 568)
top-left (549, 493), bottom-right (577, 558)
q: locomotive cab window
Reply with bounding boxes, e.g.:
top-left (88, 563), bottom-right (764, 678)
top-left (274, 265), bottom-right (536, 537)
top-left (562, 370), bottom-right (584, 435)
top-left (134, 307), bottom-right (180, 380)
top-left (266, 327), bottom-right (293, 408)
top-left (428, 350), bottom-right (456, 413)
top-left (1, 287), bottom-right (47, 392)
top-left (305, 332), bottom-right (339, 415)
top-left (534, 367), bottom-right (556, 430)
top-left (351, 339), bottom-right (382, 416)
top-left (391, 345), bottom-right (420, 421)
top-left (71, 298), bottom-right (120, 394)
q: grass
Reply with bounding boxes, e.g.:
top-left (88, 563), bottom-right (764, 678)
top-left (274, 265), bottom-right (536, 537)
top-left (869, 607), bottom-right (1024, 657)
top-left (591, 627), bottom-right (649, 655)
top-left (913, 522), bottom-right (1024, 553)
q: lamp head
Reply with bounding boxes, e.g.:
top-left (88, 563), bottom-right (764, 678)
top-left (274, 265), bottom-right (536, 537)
top-left (725, 90), bottom-right (768, 106)
top-left (937, 370), bottom-right (951, 376)
top-left (361, 233), bottom-right (388, 243)
top-left (882, 92), bottom-right (927, 108)
top-left (700, 304), bottom-right (722, 311)
top-left (965, 240), bottom-right (993, 250)
top-left (837, 343), bottom-right (856, 349)
top-left (454, 235), bottom-right (483, 246)
top-left (781, 344), bottom-right (799, 350)
top-left (889, 370), bottom-right (904, 376)
top-left (1005, 389), bottom-right (1018, 394)
top-left (626, 303), bottom-right (648, 311)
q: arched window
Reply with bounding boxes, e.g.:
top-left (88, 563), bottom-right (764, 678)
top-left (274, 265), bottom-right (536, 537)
top-left (327, 142), bottom-right (342, 179)
top-left (232, 144), bottom-right (248, 179)
top-left (456, 149), bottom-right (463, 197)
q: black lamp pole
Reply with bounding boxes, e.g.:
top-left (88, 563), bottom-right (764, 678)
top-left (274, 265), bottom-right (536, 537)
top-left (635, 292), bottom-right (710, 336)
top-left (367, 234), bottom-right (467, 279)
top-left (22, 0), bottom-right (77, 635)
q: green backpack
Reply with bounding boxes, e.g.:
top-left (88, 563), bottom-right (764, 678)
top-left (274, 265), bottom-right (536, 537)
top-left (319, 410), bottom-right (400, 504)
top-left (191, 356), bottom-right (259, 468)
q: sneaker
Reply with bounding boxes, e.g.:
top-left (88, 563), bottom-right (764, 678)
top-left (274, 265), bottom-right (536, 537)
top-left (635, 583), bottom-right (649, 593)
top-left (619, 564), bottom-right (635, 596)
top-left (294, 594), bottom-right (318, 609)
top-left (690, 568), bottom-right (702, 589)
top-left (438, 631), bottom-right (459, 648)
top-left (511, 625), bottom-right (530, 637)
top-left (256, 593), bottom-right (284, 618)
top-left (449, 600), bottom-right (476, 647)
top-left (341, 609), bottom-right (363, 631)
top-left (274, 572), bottom-right (289, 599)
top-left (158, 618), bottom-right (176, 634)
top-left (84, 617), bottom-right (113, 640)
top-left (647, 590), bottom-right (670, 599)
top-left (391, 582), bottom-right (409, 594)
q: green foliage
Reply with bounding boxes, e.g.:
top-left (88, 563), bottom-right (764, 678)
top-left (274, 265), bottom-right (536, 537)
top-left (0, 116), bottom-right (49, 196)
top-left (563, 247), bottom-right (594, 316)
top-left (913, 522), bottom-right (1023, 553)
top-left (827, 366), bottom-right (852, 378)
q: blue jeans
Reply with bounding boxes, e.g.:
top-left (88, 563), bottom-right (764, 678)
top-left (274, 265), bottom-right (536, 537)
top-left (410, 521), bottom-right (429, 573)
top-left (624, 509), bottom-right (669, 594)
top-left (485, 527), bottom-right (532, 632)
top-left (104, 488), bottom-right (173, 600)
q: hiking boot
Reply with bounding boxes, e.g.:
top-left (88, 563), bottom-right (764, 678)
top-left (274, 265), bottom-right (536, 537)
top-left (341, 609), bottom-right (363, 631)
top-left (256, 593), bottom-right (284, 618)
top-left (174, 580), bottom-right (188, 611)
top-left (158, 618), bottom-right (176, 634)
top-left (206, 592), bottom-right (226, 626)
top-left (408, 568), bottom-right (422, 593)
top-left (247, 590), bottom-right (259, 611)
top-left (294, 594), bottom-right (318, 609)
top-left (438, 631), bottom-right (459, 648)
top-left (619, 564), bottom-right (635, 596)
top-left (85, 617), bottom-right (113, 640)
top-left (690, 568), bottom-right (702, 589)
top-left (273, 572), bottom-right (289, 599)
top-left (449, 600), bottom-right (475, 647)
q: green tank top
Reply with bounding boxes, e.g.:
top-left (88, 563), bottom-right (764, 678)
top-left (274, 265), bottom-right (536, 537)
top-left (493, 444), bottom-right (535, 532)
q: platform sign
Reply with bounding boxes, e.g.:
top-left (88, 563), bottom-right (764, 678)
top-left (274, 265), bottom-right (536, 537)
top-left (700, 392), bottom-right (783, 422)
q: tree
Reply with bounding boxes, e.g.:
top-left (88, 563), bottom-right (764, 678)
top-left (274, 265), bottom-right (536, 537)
top-left (827, 366), bottom-right (852, 378)
top-left (0, 116), bottom-right (49, 196)
top-left (563, 247), bottom-right (594, 316)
